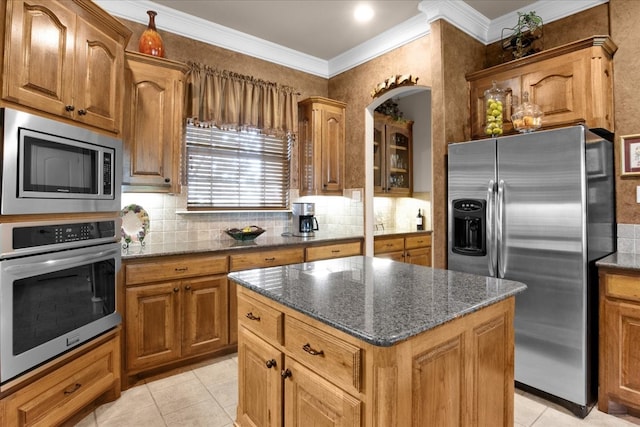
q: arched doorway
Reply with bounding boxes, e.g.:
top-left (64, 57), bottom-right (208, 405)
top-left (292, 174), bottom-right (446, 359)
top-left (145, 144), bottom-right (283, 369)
top-left (363, 85), bottom-right (432, 256)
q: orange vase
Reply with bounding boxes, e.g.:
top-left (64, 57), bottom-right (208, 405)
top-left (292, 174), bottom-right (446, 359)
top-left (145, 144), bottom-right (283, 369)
top-left (138, 10), bottom-right (164, 57)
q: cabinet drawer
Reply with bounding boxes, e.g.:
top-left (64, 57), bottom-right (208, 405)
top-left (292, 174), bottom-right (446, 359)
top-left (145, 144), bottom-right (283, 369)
top-left (285, 317), bottom-right (361, 392)
top-left (4, 339), bottom-right (118, 426)
top-left (374, 237), bottom-right (404, 254)
top-left (606, 274), bottom-right (640, 302)
top-left (305, 241), bottom-right (361, 261)
top-left (125, 255), bottom-right (228, 285)
top-left (237, 293), bottom-right (284, 344)
top-left (405, 234), bottom-right (432, 250)
top-left (230, 248), bottom-right (304, 271)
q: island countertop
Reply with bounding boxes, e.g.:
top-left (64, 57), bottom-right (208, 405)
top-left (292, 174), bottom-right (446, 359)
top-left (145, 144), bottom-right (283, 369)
top-left (228, 255), bottom-right (527, 347)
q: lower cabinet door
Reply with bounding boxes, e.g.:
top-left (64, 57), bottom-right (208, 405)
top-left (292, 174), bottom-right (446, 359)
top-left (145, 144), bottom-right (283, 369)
top-left (182, 275), bottom-right (229, 357)
top-left (605, 300), bottom-right (640, 405)
top-left (406, 247), bottom-right (431, 266)
top-left (237, 327), bottom-right (283, 427)
top-left (125, 281), bottom-right (181, 371)
top-left (284, 357), bottom-right (361, 427)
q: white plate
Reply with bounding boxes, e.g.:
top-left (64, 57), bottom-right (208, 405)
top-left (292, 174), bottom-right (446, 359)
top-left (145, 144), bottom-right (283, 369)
top-left (121, 204), bottom-right (150, 245)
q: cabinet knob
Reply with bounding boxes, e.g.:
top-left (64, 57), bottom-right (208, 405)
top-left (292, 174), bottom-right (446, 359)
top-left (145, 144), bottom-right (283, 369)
top-left (185, 285), bottom-right (192, 291)
top-left (77, 109), bottom-right (87, 116)
top-left (65, 105), bottom-right (75, 112)
top-left (173, 287), bottom-right (180, 292)
top-left (281, 368), bottom-right (292, 379)
top-left (246, 312), bottom-right (261, 321)
top-left (266, 359), bottom-right (277, 369)
top-left (164, 178), bottom-right (171, 183)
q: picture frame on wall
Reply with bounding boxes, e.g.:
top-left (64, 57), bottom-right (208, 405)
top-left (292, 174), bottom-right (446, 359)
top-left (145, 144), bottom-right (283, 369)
top-left (621, 134), bottom-right (640, 176)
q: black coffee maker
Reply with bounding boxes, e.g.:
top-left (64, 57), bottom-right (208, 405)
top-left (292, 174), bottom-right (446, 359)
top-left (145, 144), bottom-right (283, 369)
top-left (292, 202), bottom-right (319, 237)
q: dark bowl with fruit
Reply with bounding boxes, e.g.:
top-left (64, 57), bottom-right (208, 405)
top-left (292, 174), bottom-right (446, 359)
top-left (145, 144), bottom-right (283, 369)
top-left (225, 226), bottom-right (266, 241)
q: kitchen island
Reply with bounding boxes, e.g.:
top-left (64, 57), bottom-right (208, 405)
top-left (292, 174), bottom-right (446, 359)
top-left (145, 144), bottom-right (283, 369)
top-left (228, 256), bottom-right (526, 426)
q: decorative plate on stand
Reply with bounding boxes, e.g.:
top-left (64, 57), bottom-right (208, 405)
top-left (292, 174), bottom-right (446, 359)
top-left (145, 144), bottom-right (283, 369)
top-left (121, 204), bottom-right (150, 248)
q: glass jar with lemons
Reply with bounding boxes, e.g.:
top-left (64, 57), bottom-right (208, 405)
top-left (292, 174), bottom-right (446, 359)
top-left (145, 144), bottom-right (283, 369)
top-left (484, 81), bottom-right (506, 137)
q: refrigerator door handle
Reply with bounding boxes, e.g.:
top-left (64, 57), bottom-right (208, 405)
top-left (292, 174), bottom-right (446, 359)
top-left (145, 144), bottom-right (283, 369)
top-left (497, 179), bottom-right (506, 278)
top-left (486, 179), bottom-right (496, 276)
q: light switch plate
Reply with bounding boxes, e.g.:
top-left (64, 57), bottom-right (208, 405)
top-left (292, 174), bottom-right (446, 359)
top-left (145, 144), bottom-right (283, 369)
top-left (637, 186), bottom-right (640, 203)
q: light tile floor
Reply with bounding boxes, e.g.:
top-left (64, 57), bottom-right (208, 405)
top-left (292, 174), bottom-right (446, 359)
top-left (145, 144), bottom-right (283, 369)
top-left (76, 353), bottom-right (640, 427)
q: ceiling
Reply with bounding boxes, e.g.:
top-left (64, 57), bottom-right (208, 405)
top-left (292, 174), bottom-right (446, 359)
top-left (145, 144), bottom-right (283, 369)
top-left (97, 0), bottom-right (606, 77)
top-left (150, 0), bottom-right (536, 60)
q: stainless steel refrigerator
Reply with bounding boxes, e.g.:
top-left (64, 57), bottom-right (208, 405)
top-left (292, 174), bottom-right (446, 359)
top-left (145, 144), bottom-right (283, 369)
top-left (447, 125), bottom-right (615, 417)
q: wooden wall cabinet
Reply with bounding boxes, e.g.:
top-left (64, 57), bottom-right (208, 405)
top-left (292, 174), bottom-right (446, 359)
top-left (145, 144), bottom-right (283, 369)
top-left (2, 0), bottom-right (131, 134)
top-left (374, 233), bottom-right (432, 266)
top-left (123, 255), bottom-right (230, 384)
top-left (374, 113), bottom-right (413, 196)
top-left (299, 97), bottom-right (346, 196)
top-left (122, 52), bottom-right (188, 193)
top-left (467, 36), bottom-right (616, 140)
top-left (599, 268), bottom-right (640, 414)
top-left (236, 290), bottom-right (361, 427)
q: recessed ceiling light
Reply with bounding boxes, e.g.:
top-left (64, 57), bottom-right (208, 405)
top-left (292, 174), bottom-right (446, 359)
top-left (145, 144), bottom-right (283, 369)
top-left (354, 4), bottom-right (374, 23)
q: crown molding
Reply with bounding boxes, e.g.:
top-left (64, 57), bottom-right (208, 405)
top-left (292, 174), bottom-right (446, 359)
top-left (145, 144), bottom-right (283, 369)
top-left (94, 0), bottom-right (329, 77)
top-left (328, 14), bottom-right (431, 78)
top-left (96, 0), bottom-right (608, 80)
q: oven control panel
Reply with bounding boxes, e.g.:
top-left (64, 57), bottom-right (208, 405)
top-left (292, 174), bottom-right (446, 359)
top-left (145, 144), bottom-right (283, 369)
top-left (0, 218), bottom-right (120, 259)
top-left (13, 221), bottom-right (117, 249)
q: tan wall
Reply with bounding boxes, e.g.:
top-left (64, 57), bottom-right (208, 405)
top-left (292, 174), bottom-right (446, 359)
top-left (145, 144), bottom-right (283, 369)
top-left (121, 1), bottom-right (639, 259)
top-left (611, 0), bottom-right (640, 224)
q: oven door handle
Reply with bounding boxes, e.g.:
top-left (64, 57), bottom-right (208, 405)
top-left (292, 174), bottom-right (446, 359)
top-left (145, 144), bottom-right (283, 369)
top-left (3, 247), bottom-right (119, 277)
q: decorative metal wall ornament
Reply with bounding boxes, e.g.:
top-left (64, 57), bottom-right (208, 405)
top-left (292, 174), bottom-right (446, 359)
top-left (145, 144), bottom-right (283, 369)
top-left (501, 11), bottom-right (543, 61)
top-left (371, 74), bottom-right (419, 98)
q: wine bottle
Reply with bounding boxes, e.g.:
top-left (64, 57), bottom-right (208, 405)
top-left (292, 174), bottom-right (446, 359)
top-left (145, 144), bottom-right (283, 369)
top-left (416, 209), bottom-right (424, 231)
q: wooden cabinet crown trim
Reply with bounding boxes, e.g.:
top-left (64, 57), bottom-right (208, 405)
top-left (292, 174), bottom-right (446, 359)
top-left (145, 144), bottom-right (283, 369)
top-left (466, 35), bottom-right (617, 80)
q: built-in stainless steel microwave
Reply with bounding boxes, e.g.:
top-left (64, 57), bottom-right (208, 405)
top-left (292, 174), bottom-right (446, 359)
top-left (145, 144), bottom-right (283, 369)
top-left (1, 108), bottom-right (122, 215)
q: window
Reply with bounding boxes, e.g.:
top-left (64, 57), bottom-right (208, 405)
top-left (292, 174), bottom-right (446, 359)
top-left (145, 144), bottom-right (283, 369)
top-left (186, 124), bottom-right (291, 209)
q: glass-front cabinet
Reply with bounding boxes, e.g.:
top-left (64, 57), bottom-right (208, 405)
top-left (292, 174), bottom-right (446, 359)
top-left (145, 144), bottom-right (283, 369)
top-left (373, 112), bottom-right (413, 196)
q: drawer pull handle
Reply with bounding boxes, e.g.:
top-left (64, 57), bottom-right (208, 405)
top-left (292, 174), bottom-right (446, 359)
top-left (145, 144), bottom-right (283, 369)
top-left (264, 257), bottom-right (276, 262)
top-left (281, 368), bottom-right (292, 379)
top-left (64, 383), bottom-right (81, 395)
top-left (175, 267), bottom-right (188, 272)
top-left (266, 359), bottom-right (277, 368)
top-left (302, 343), bottom-right (324, 356)
top-left (386, 244), bottom-right (393, 247)
top-left (246, 312), bottom-right (261, 321)
top-left (331, 250), bottom-right (340, 253)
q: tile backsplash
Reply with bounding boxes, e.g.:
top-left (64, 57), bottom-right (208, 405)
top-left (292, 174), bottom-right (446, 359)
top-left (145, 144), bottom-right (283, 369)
top-left (617, 223), bottom-right (640, 253)
top-left (121, 190), bottom-right (364, 245)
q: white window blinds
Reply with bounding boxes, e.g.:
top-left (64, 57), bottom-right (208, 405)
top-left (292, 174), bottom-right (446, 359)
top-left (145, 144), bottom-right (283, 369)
top-left (186, 124), bottom-right (291, 209)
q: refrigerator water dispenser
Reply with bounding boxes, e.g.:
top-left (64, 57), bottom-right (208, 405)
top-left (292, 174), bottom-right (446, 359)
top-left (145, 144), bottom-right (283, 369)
top-left (451, 199), bottom-right (486, 256)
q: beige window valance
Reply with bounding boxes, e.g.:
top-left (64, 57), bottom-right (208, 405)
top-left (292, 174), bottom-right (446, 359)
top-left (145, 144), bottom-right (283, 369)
top-left (184, 62), bottom-right (298, 137)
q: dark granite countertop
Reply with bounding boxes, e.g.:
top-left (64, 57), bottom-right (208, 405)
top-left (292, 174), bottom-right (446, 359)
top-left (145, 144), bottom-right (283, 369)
top-left (121, 232), bottom-right (364, 259)
top-left (596, 252), bottom-right (640, 271)
top-left (228, 255), bottom-right (527, 347)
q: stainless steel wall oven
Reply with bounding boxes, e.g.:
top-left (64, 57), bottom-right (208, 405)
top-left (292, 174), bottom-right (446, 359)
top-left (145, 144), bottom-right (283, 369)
top-left (0, 218), bottom-right (122, 384)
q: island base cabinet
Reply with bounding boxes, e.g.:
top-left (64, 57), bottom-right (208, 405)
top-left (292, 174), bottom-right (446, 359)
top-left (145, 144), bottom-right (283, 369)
top-left (237, 327), bottom-right (283, 427)
top-left (235, 286), bottom-right (515, 427)
top-left (284, 358), bottom-right (361, 427)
